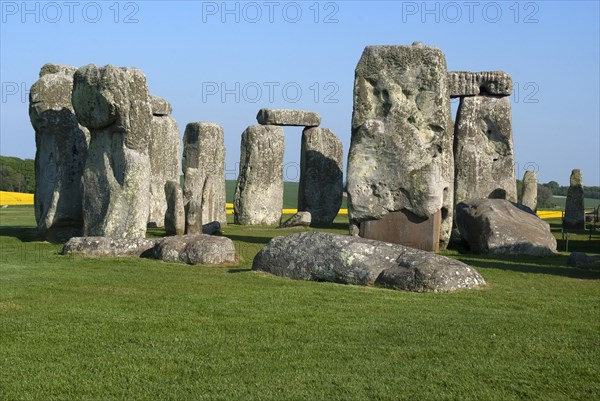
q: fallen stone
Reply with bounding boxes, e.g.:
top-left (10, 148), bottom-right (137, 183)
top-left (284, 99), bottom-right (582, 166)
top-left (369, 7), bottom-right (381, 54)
top-left (29, 63), bottom-right (89, 242)
top-left (182, 122), bottom-right (227, 226)
top-left (298, 127), bottom-right (343, 224)
top-left (164, 180), bottom-right (185, 236)
top-left (448, 71), bottom-right (512, 97)
top-left (456, 198), bottom-right (557, 255)
top-left (61, 237), bottom-right (157, 258)
top-left (256, 108), bottom-right (320, 127)
top-left (564, 169), bottom-right (585, 229)
top-left (234, 125), bottom-right (284, 225)
top-left (252, 232), bottom-right (486, 292)
top-left (347, 43), bottom-right (454, 250)
top-left (520, 170), bottom-right (538, 212)
top-left (153, 234), bottom-right (237, 265)
top-left (202, 221), bottom-right (221, 235)
top-left (278, 212), bottom-right (311, 228)
top-left (454, 95), bottom-right (517, 206)
top-left (567, 252), bottom-right (600, 269)
top-left (72, 64), bottom-right (153, 238)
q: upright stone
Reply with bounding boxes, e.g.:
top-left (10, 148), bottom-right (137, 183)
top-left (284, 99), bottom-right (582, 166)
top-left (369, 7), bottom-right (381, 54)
top-left (454, 95), bottom-right (517, 207)
top-left (256, 108), bottom-right (320, 127)
top-left (298, 128), bottom-right (343, 224)
top-left (520, 170), bottom-right (538, 212)
top-left (148, 96), bottom-right (181, 228)
top-left (29, 63), bottom-right (89, 242)
top-left (347, 43), bottom-right (454, 251)
top-left (164, 180), bottom-right (185, 236)
top-left (72, 65), bottom-right (152, 238)
top-left (234, 125), bottom-right (284, 225)
top-left (564, 169), bottom-right (585, 229)
top-left (182, 123), bottom-right (227, 227)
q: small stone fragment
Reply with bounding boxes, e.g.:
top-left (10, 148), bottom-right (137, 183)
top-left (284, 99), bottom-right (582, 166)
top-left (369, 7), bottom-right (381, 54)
top-left (278, 212), bottom-right (311, 228)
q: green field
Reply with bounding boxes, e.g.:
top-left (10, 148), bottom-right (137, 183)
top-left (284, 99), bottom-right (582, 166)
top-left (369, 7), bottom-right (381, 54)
top-left (551, 196), bottom-right (599, 211)
top-left (1, 205), bottom-right (599, 401)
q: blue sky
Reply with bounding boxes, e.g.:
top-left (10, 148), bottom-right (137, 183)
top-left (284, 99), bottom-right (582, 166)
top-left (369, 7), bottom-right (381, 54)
top-left (1, 0), bottom-right (599, 185)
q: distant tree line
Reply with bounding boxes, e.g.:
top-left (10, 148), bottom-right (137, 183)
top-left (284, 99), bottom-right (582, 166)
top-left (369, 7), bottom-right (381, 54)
top-left (540, 181), bottom-right (600, 200)
top-left (0, 156), bottom-right (35, 193)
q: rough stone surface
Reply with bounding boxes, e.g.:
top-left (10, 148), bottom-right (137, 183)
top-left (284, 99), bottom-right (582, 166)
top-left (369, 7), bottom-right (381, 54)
top-left (278, 212), bottom-right (311, 228)
top-left (298, 128), bottom-right (343, 224)
top-left (202, 221), bottom-right (221, 235)
top-left (347, 44), bottom-right (454, 250)
top-left (72, 64), bottom-right (153, 238)
top-left (456, 198), bottom-right (557, 255)
top-left (234, 125), bottom-right (284, 225)
top-left (448, 71), bottom-right (512, 97)
top-left (30, 63), bottom-right (90, 242)
top-left (567, 252), bottom-right (600, 269)
top-left (148, 101), bottom-right (180, 228)
top-left (454, 95), bottom-right (517, 207)
top-left (150, 95), bottom-right (172, 116)
top-left (153, 234), bottom-right (237, 265)
top-left (256, 108), bottom-right (320, 127)
top-left (564, 169), bottom-right (585, 229)
top-left (182, 123), bottom-right (227, 227)
top-left (520, 170), bottom-right (538, 212)
top-left (164, 180), bottom-right (185, 236)
top-left (185, 198), bottom-right (203, 234)
top-left (61, 237), bottom-right (157, 257)
top-left (253, 232), bottom-right (486, 292)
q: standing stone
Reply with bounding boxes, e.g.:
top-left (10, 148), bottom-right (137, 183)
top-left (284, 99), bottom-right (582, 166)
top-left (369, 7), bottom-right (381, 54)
top-left (29, 63), bottom-right (89, 242)
top-left (234, 125), bottom-right (284, 225)
top-left (182, 123), bottom-right (226, 227)
top-left (147, 96), bottom-right (181, 228)
top-left (72, 65), bottom-right (153, 238)
top-left (454, 95), bottom-right (517, 207)
top-left (298, 128), bottom-right (343, 224)
top-left (520, 170), bottom-right (538, 212)
top-left (564, 169), bottom-right (585, 229)
top-left (185, 199), bottom-right (203, 234)
top-left (164, 180), bottom-right (185, 236)
top-left (347, 43), bottom-right (454, 251)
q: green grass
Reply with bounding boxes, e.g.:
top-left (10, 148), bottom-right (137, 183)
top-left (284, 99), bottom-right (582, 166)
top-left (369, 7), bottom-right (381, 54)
top-left (551, 196), bottom-right (599, 211)
top-left (1, 206), bottom-right (599, 401)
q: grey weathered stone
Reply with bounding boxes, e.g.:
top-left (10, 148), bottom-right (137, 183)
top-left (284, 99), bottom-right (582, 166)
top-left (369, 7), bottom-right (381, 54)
top-left (234, 125), bottom-right (284, 225)
top-left (454, 95), bottom-right (517, 207)
top-left (456, 198), bottom-right (557, 255)
top-left (61, 237), bottom-right (157, 257)
top-left (298, 128), bottom-right (343, 224)
top-left (148, 98), bottom-right (180, 228)
top-left (252, 232), bottom-right (486, 292)
top-left (164, 180), bottom-right (185, 236)
top-left (29, 63), bottom-right (90, 242)
top-left (182, 123), bottom-right (227, 227)
top-left (202, 221), bottom-right (221, 235)
top-left (347, 44), bottom-right (454, 250)
top-left (448, 71), bottom-right (512, 98)
top-left (150, 95), bottom-right (172, 116)
top-left (153, 234), bottom-right (237, 265)
top-left (520, 170), bottom-right (538, 212)
top-left (564, 169), bottom-right (585, 229)
top-left (567, 252), bottom-right (600, 269)
top-left (256, 108), bottom-right (320, 127)
top-left (278, 212), bottom-right (311, 228)
top-left (185, 198), bottom-right (203, 234)
top-left (72, 64), bottom-right (153, 238)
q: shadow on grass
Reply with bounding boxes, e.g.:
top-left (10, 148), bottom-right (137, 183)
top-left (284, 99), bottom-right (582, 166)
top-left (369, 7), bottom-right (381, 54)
top-left (310, 222), bottom-right (349, 230)
top-left (228, 267), bottom-right (252, 274)
top-left (225, 234), bottom-right (273, 245)
top-left (0, 226), bottom-right (39, 242)
top-left (456, 254), bottom-right (600, 280)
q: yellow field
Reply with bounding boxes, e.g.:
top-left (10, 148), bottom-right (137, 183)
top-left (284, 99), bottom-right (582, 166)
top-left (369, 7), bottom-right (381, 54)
top-left (0, 191), bottom-right (34, 205)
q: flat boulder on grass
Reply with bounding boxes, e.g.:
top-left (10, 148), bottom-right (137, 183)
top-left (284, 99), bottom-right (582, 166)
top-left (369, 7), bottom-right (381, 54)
top-left (252, 232), bottom-right (486, 292)
top-left (456, 198), bottom-right (557, 255)
top-left (62, 237), bottom-right (157, 257)
top-left (153, 234), bottom-right (237, 265)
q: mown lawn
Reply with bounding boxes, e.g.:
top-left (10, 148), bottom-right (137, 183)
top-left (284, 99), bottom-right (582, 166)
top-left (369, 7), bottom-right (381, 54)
top-left (1, 206), bottom-right (599, 401)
